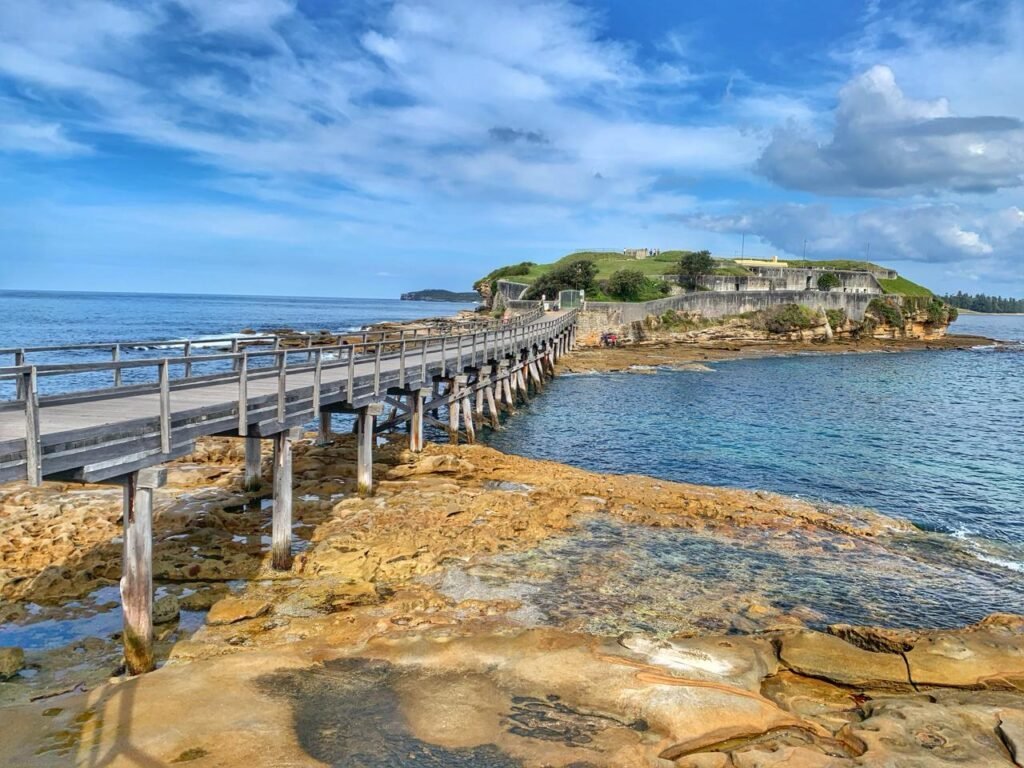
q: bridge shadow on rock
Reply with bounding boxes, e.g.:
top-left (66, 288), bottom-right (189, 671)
top-left (257, 658), bottom-right (528, 768)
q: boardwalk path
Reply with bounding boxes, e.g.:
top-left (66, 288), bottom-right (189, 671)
top-left (0, 309), bottom-right (577, 484)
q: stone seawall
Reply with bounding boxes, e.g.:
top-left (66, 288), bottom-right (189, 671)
top-left (578, 290), bottom-right (875, 344)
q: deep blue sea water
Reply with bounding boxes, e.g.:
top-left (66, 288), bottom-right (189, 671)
top-left (0, 290), bottom-right (477, 350)
top-left (0, 290), bottom-right (477, 397)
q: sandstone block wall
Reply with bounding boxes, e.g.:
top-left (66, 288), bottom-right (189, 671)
top-left (577, 290), bottom-right (878, 344)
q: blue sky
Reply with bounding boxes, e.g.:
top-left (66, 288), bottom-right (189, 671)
top-left (1, 0), bottom-right (1022, 297)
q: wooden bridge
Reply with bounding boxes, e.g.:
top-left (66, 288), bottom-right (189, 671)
top-left (0, 307), bottom-right (578, 673)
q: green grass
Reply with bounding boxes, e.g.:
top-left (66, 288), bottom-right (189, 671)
top-left (878, 276), bottom-right (933, 297)
top-left (479, 251), bottom-right (930, 298)
top-left (492, 251), bottom-right (751, 285)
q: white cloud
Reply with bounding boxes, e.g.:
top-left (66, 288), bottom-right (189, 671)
top-left (757, 65), bottom-right (1024, 195)
top-left (685, 203), bottom-right (1024, 289)
top-left (0, 120), bottom-right (92, 155)
top-left (0, 0), bottom-right (757, 213)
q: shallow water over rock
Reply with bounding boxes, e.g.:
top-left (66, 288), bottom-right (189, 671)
top-left (434, 517), bottom-right (1024, 634)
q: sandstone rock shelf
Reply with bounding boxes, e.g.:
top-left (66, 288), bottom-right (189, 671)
top-left (1, 436), bottom-right (1022, 766)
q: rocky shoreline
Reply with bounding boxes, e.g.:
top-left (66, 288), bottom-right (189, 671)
top-left (557, 333), bottom-right (999, 374)
top-left (1, 433), bottom-right (1023, 766)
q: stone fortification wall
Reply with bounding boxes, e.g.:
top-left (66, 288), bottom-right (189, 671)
top-left (745, 267), bottom-right (883, 293)
top-left (495, 280), bottom-right (530, 301)
top-left (696, 275), bottom-right (775, 292)
top-left (578, 290), bottom-right (876, 343)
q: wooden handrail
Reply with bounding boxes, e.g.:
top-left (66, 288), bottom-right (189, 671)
top-left (0, 309), bottom-right (577, 406)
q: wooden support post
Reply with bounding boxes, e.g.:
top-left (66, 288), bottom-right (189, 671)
top-left (277, 351), bottom-right (287, 423)
top-left (474, 372), bottom-right (486, 426)
top-left (272, 430), bottom-right (295, 570)
top-left (183, 340), bottom-right (192, 379)
top-left (409, 388), bottom-right (428, 452)
top-left (244, 436), bottom-right (261, 491)
top-left (484, 375), bottom-right (500, 428)
top-left (317, 411), bottom-right (333, 445)
top-left (121, 467), bottom-right (165, 675)
top-left (448, 377), bottom-right (463, 445)
top-left (516, 365), bottom-right (529, 402)
top-left (158, 359), bottom-right (171, 454)
top-left (461, 382), bottom-right (476, 444)
top-left (237, 351), bottom-right (249, 436)
top-left (23, 367), bottom-right (41, 486)
top-left (356, 403), bottom-right (382, 495)
top-left (15, 350), bottom-right (26, 399)
top-left (112, 345), bottom-right (122, 388)
top-left (312, 348), bottom-right (322, 417)
top-left (502, 366), bottom-right (516, 411)
top-left (529, 359), bottom-right (544, 391)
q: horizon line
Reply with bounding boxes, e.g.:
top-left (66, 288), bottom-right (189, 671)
top-left (0, 287), bottom-right (479, 303)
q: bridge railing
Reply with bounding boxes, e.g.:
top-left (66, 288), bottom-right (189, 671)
top-left (1, 309), bottom-right (576, 483)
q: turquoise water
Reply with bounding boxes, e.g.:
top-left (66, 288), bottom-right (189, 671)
top-left (485, 315), bottom-right (1024, 581)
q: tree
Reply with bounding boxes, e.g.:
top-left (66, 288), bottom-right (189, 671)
top-left (678, 250), bottom-right (714, 290)
top-left (525, 259), bottom-right (598, 299)
top-left (817, 272), bottom-right (841, 291)
top-left (606, 269), bottom-right (647, 301)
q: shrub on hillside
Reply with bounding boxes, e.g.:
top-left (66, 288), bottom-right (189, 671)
top-left (761, 303), bottom-right (819, 333)
top-left (925, 297), bottom-right (955, 325)
top-left (817, 272), bottom-right (841, 291)
top-left (825, 308), bottom-right (847, 329)
top-left (606, 269), bottom-right (647, 300)
top-left (866, 297), bottom-right (904, 328)
top-left (473, 262), bottom-right (535, 294)
top-left (524, 259), bottom-right (598, 299)
top-left (603, 270), bottom-right (672, 301)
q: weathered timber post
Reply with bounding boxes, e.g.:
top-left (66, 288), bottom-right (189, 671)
top-left (408, 388), bottom-right (429, 452)
top-left (317, 411), bottom-right (334, 445)
top-left (448, 376), bottom-right (465, 445)
top-left (356, 403), bottom-right (383, 495)
top-left (484, 369), bottom-right (500, 428)
top-left (244, 436), bottom-right (262, 491)
top-left (461, 379), bottom-right (476, 444)
top-left (22, 367), bottom-right (41, 487)
top-left (474, 368), bottom-right (488, 426)
top-left (529, 358), bottom-right (544, 391)
top-left (272, 429), bottom-right (298, 570)
top-left (121, 466), bottom-right (165, 675)
top-left (506, 361), bottom-right (517, 403)
top-left (496, 362), bottom-right (514, 413)
top-left (516, 363), bottom-right (530, 402)
top-left (542, 347), bottom-right (555, 377)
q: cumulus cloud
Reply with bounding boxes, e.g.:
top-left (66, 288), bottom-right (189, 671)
top-left (757, 66), bottom-right (1024, 195)
top-left (685, 203), bottom-right (1024, 287)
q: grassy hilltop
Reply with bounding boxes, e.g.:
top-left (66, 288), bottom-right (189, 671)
top-left (476, 250), bottom-right (932, 302)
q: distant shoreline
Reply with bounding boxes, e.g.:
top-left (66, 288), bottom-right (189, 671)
top-left (954, 308), bottom-right (1024, 316)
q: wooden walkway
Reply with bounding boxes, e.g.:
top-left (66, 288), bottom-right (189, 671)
top-left (0, 308), bottom-right (576, 484)
top-left (0, 307), bottom-right (578, 673)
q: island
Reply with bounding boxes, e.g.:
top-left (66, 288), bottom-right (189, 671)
top-left (400, 289), bottom-right (479, 302)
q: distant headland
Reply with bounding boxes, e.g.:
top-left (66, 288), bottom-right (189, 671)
top-left (400, 289), bottom-right (479, 302)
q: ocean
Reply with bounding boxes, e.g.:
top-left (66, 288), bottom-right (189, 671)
top-left (1, 291), bottom-right (1021, 628)
top-left (479, 312), bottom-right (1024, 629)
